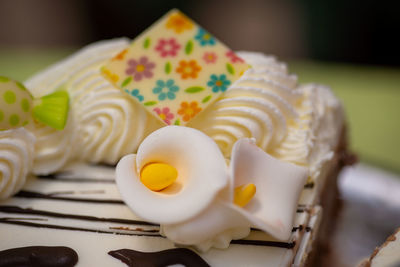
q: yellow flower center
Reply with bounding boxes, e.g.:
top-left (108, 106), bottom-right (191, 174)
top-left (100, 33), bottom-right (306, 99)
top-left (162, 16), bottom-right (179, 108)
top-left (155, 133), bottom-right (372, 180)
top-left (186, 108), bottom-right (194, 116)
top-left (136, 64), bottom-right (145, 72)
top-left (203, 34), bottom-right (211, 40)
top-left (215, 80), bottom-right (222, 87)
top-left (140, 163), bottom-right (178, 191)
top-left (234, 183), bottom-right (256, 207)
top-left (159, 113), bottom-right (167, 121)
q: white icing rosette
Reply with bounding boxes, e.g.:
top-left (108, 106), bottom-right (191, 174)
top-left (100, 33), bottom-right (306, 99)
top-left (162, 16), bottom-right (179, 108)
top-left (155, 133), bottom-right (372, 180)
top-left (0, 128), bottom-right (35, 199)
top-left (26, 38), bottom-right (161, 173)
top-left (116, 126), bottom-right (308, 251)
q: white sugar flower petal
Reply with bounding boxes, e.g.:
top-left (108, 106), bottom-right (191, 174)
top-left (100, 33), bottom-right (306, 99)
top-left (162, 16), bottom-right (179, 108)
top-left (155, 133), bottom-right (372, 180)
top-left (116, 126), bottom-right (229, 224)
top-left (230, 138), bottom-right (308, 240)
top-left (161, 198), bottom-right (251, 251)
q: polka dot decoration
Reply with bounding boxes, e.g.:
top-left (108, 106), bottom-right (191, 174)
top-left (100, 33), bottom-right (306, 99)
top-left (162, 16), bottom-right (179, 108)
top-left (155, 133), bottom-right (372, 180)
top-left (0, 76), bottom-right (33, 130)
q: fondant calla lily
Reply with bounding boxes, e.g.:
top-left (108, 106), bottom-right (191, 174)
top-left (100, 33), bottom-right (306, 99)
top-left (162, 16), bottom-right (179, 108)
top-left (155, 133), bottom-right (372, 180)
top-left (116, 126), bottom-right (307, 251)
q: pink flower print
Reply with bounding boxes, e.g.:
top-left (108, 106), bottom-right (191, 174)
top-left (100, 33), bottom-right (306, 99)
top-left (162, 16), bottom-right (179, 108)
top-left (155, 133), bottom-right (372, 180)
top-left (153, 107), bottom-right (174, 125)
top-left (155, 38), bottom-right (181, 57)
top-left (203, 52), bottom-right (217, 64)
top-left (226, 50), bottom-right (244, 63)
top-left (125, 56), bottom-right (156, 81)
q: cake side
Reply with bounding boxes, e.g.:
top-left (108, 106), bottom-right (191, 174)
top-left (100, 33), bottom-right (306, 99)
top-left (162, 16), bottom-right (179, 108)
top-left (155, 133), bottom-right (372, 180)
top-left (0, 163), bottom-right (314, 266)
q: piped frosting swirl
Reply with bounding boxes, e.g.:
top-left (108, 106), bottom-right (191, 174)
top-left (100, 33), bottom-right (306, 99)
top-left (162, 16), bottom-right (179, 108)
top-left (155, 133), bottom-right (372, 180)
top-left (25, 39), bottom-right (162, 173)
top-left (0, 128), bottom-right (35, 199)
top-left (190, 51), bottom-right (301, 157)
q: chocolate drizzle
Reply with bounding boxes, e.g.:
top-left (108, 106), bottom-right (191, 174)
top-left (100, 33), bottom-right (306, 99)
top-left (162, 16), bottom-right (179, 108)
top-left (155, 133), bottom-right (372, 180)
top-left (0, 205), bottom-right (305, 247)
top-left (15, 190), bottom-right (124, 204)
top-left (0, 219), bottom-right (163, 237)
top-left (0, 205), bottom-right (158, 226)
top-left (303, 182), bottom-right (315, 189)
top-left (37, 174), bottom-right (115, 184)
top-left (0, 246), bottom-right (78, 267)
top-left (108, 248), bottom-right (210, 267)
top-left (231, 239), bottom-right (296, 249)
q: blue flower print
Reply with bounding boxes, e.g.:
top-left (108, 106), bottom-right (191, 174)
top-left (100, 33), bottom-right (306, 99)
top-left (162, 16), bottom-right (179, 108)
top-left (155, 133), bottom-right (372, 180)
top-left (152, 79), bottom-right (179, 101)
top-left (207, 74), bottom-right (231, 93)
top-left (125, 89), bottom-right (144, 102)
top-left (195, 28), bottom-right (216, 46)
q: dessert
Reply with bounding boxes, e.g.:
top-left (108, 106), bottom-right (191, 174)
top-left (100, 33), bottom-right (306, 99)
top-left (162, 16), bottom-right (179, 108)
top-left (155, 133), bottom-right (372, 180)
top-left (359, 228), bottom-right (400, 267)
top-left (0, 9), bottom-right (351, 266)
top-left (0, 77), bottom-right (69, 199)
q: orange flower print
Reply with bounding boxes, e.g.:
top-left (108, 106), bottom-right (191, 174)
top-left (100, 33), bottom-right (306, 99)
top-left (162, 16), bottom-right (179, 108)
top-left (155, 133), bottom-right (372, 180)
top-left (176, 60), bottom-right (201, 79)
top-left (166, 12), bottom-right (193, 33)
top-left (112, 49), bottom-right (128, 61)
top-left (178, 101), bottom-right (202, 122)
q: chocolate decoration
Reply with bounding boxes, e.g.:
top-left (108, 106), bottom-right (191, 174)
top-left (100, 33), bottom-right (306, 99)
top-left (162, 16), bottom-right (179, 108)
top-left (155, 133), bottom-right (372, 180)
top-left (0, 246), bottom-right (78, 267)
top-left (304, 182), bottom-right (315, 189)
top-left (0, 218), bottom-right (298, 248)
top-left (108, 248), bottom-right (210, 267)
top-left (0, 205), bottom-right (305, 244)
top-left (0, 219), bottom-right (162, 237)
top-left (339, 150), bottom-right (358, 166)
top-left (15, 190), bottom-right (124, 204)
top-left (0, 205), bottom-right (158, 226)
top-left (230, 239), bottom-right (296, 249)
top-left (37, 174), bottom-right (115, 184)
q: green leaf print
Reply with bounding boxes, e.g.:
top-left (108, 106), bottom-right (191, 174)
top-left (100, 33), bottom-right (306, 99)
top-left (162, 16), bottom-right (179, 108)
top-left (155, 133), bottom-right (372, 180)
top-left (185, 40), bottom-right (194, 55)
top-left (121, 77), bottom-right (132, 88)
top-left (144, 101), bottom-right (157, 106)
top-left (165, 62), bottom-right (172, 74)
top-left (226, 63), bottom-right (235, 75)
top-left (202, 95), bottom-right (212, 103)
top-left (184, 86), bottom-right (204, 93)
top-left (144, 38), bottom-right (151, 49)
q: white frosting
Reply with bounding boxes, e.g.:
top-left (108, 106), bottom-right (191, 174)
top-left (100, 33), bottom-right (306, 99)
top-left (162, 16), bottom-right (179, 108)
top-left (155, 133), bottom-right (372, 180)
top-left (191, 52), bottom-right (344, 182)
top-left (0, 128), bottom-right (35, 199)
top-left (190, 51), bottom-right (301, 158)
top-left (116, 126), bottom-right (308, 251)
top-left (25, 42), bottom-right (343, 180)
top-left (25, 39), bottom-right (162, 173)
top-left (305, 84), bottom-right (344, 178)
top-left (31, 115), bottom-right (77, 175)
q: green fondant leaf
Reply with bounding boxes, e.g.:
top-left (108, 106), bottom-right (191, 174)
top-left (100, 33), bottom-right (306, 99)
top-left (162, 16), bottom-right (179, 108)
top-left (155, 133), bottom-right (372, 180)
top-left (174, 119), bottom-right (180, 125)
top-left (226, 63), bottom-right (235, 75)
top-left (185, 86), bottom-right (204, 93)
top-left (144, 38), bottom-right (151, 49)
top-left (0, 76), bottom-right (10, 83)
top-left (165, 62), bottom-right (172, 74)
top-left (33, 90), bottom-right (69, 130)
top-left (144, 101), bottom-right (157, 106)
top-left (185, 40), bottom-right (194, 55)
top-left (121, 77), bottom-right (132, 88)
top-left (202, 95), bottom-right (212, 103)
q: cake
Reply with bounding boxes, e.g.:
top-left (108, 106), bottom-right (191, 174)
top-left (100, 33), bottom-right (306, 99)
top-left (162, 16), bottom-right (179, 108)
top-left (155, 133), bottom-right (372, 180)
top-left (0, 9), bottom-right (352, 266)
top-left (359, 228), bottom-right (400, 267)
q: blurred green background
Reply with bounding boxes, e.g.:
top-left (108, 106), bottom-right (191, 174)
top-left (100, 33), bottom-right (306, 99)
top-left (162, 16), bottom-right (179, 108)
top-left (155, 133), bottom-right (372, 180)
top-left (0, 0), bottom-right (399, 172)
